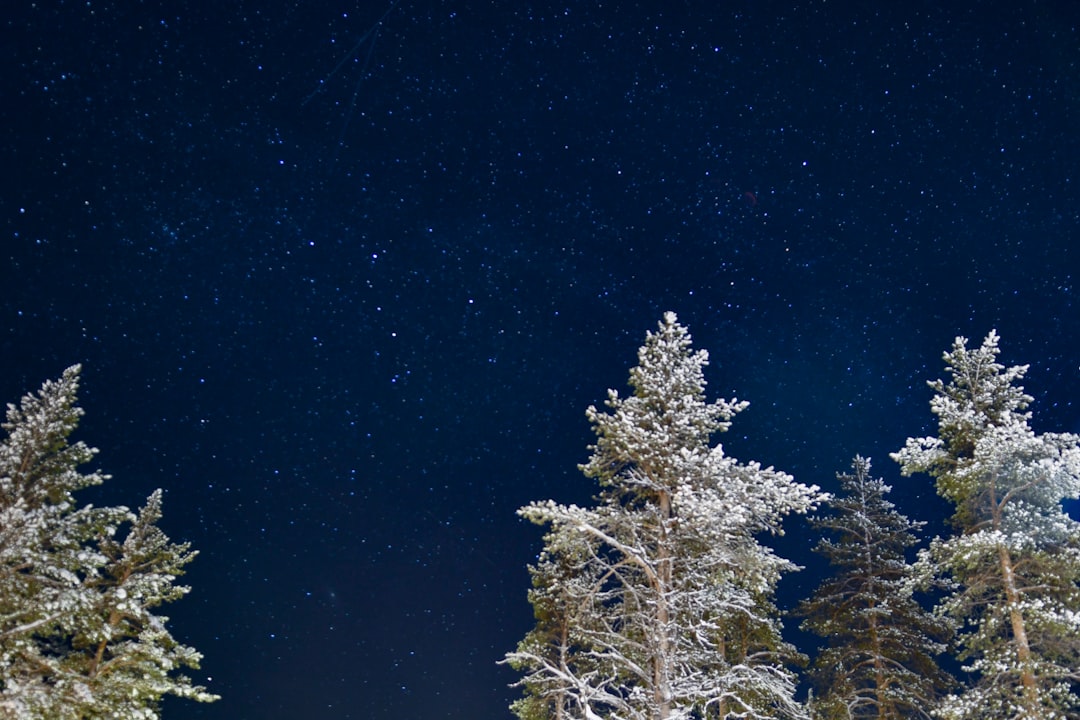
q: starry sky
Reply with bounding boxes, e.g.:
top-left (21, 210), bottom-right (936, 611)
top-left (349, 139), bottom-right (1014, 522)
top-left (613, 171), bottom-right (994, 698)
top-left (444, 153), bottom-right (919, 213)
top-left (2, 0), bottom-right (1080, 717)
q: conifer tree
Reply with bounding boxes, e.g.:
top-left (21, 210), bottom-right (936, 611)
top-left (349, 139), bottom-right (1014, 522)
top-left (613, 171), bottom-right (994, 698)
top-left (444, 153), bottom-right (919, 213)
top-left (505, 313), bottom-right (825, 719)
top-left (892, 331), bottom-right (1080, 719)
top-left (0, 365), bottom-right (218, 718)
top-left (797, 456), bottom-right (953, 719)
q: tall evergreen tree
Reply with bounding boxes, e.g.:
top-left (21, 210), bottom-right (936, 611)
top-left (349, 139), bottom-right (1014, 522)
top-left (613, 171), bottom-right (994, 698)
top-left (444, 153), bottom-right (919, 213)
top-left (505, 313), bottom-right (825, 719)
top-left (892, 331), bottom-right (1080, 719)
top-left (796, 456), bottom-right (953, 719)
top-left (0, 365), bottom-right (218, 718)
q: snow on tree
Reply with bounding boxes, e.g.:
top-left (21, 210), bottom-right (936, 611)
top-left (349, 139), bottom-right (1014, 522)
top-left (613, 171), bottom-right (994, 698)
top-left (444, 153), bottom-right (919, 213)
top-left (0, 365), bottom-right (218, 719)
top-left (796, 456), bottom-right (954, 719)
top-left (504, 312), bottom-right (826, 719)
top-left (892, 331), bottom-right (1080, 719)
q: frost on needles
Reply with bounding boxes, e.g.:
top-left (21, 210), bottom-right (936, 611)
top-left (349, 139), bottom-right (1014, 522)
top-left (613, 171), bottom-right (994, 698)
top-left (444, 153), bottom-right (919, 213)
top-left (504, 312), bottom-right (826, 720)
top-left (0, 365), bottom-right (218, 719)
top-left (892, 331), bottom-right (1080, 720)
top-left (505, 320), bottom-right (1080, 720)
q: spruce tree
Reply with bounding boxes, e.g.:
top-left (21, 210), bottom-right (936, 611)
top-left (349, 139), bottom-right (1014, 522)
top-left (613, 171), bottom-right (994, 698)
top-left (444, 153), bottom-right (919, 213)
top-left (505, 313), bottom-right (825, 719)
top-left (0, 365), bottom-right (218, 718)
top-left (797, 456), bottom-right (953, 719)
top-left (892, 331), bottom-right (1080, 719)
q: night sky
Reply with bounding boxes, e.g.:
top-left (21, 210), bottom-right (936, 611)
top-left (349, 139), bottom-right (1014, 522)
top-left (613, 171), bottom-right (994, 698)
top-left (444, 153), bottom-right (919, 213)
top-left (3, 1), bottom-right (1080, 717)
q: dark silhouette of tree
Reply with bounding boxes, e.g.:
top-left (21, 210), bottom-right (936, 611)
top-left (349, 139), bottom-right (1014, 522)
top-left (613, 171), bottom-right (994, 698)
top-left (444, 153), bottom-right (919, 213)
top-left (797, 456), bottom-right (953, 719)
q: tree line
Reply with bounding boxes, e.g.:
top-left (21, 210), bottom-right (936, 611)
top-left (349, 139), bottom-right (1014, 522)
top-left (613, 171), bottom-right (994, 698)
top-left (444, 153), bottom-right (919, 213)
top-left (505, 314), bottom-right (1080, 720)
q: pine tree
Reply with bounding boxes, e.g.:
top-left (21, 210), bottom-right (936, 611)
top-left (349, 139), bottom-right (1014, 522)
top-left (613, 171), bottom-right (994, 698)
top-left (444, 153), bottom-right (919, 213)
top-left (796, 456), bottom-right (953, 719)
top-left (504, 313), bottom-right (825, 719)
top-left (892, 331), bottom-right (1080, 719)
top-left (0, 365), bottom-right (218, 718)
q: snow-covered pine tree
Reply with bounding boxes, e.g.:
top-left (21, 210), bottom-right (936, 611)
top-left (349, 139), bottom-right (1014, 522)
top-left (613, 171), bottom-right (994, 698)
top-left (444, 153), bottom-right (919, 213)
top-left (0, 365), bottom-right (218, 719)
top-left (796, 456), bottom-right (954, 719)
top-left (504, 313), bottom-right (825, 719)
top-left (892, 331), bottom-right (1080, 719)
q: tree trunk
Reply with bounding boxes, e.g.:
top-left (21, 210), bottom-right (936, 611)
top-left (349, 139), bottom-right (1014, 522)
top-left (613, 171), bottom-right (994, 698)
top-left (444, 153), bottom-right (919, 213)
top-left (997, 542), bottom-right (1039, 714)
top-left (89, 566), bottom-right (133, 678)
top-left (990, 477), bottom-right (1038, 716)
top-left (655, 489), bottom-right (672, 720)
top-left (867, 609), bottom-right (887, 720)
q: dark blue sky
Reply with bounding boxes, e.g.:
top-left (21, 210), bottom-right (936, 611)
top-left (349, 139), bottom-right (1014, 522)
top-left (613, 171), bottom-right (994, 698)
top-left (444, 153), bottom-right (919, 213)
top-left (2, 1), bottom-right (1079, 717)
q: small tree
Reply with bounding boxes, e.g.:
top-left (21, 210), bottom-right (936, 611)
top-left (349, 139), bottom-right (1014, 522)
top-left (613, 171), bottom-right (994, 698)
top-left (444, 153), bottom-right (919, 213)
top-left (505, 313), bottom-right (825, 719)
top-left (0, 365), bottom-right (218, 718)
top-left (892, 331), bottom-right (1080, 719)
top-left (797, 456), bottom-right (953, 719)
